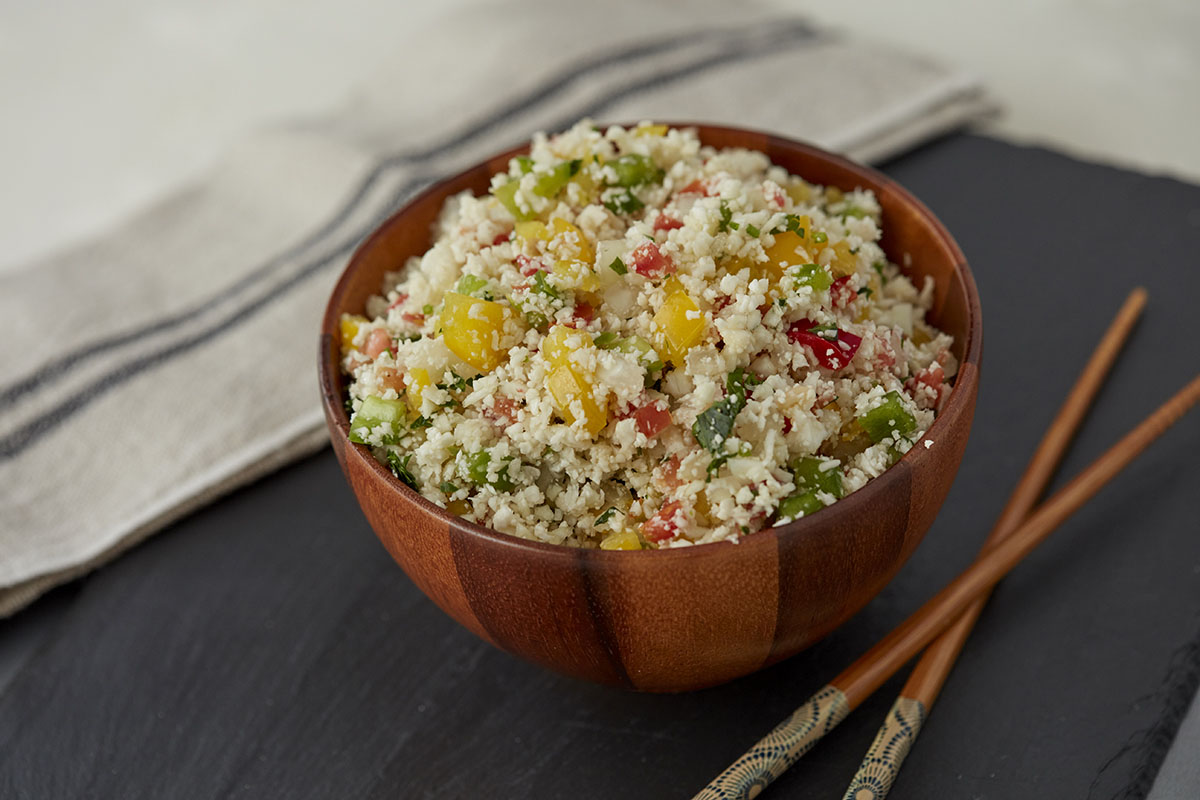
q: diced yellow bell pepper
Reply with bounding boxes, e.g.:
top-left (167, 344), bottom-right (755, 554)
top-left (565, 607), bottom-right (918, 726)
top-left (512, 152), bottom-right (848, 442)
top-left (786, 181), bottom-right (812, 205)
top-left (515, 220), bottom-right (551, 243)
top-left (439, 291), bottom-right (511, 372)
top-left (447, 499), bottom-right (472, 516)
top-left (829, 240), bottom-right (857, 278)
top-left (653, 281), bottom-right (706, 366)
top-left (634, 123), bottom-right (669, 137)
top-left (406, 367), bottom-right (431, 415)
top-left (541, 325), bottom-right (607, 436)
top-left (600, 529), bottom-right (643, 550)
top-left (550, 218), bottom-right (594, 264)
top-left (340, 314), bottom-right (367, 353)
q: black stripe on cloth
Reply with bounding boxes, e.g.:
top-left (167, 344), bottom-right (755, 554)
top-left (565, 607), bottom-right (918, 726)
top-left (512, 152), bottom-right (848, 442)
top-left (0, 20), bottom-right (821, 459)
top-left (0, 18), bottom-right (816, 409)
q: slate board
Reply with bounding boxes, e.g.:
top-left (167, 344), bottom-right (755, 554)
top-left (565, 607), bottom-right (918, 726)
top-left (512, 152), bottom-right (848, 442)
top-left (1, 134), bottom-right (1199, 799)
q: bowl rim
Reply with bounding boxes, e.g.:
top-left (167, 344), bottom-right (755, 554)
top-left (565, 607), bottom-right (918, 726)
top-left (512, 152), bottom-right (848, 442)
top-left (318, 121), bottom-right (982, 563)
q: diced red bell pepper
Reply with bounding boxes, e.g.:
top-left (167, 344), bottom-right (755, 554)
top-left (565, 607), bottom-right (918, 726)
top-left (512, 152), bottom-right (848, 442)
top-left (515, 254), bottom-right (543, 277)
top-left (386, 292), bottom-right (410, 311)
top-left (484, 395), bottom-right (521, 426)
top-left (630, 242), bottom-right (675, 278)
top-left (632, 401), bottom-right (672, 438)
top-left (830, 276), bottom-right (855, 309)
top-left (787, 319), bottom-right (862, 370)
top-left (653, 214), bottom-right (684, 233)
top-left (642, 500), bottom-right (683, 543)
top-left (677, 179), bottom-right (713, 196)
top-left (492, 232), bottom-right (510, 246)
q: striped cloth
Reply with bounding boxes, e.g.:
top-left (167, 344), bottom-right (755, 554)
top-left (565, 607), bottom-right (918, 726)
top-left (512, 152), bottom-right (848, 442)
top-left (0, 1), bottom-right (992, 616)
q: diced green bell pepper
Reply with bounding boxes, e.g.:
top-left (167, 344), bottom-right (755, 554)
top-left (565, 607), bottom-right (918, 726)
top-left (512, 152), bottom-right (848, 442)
top-left (790, 262), bottom-right (833, 292)
top-left (858, 391), bottom-right (918, 443)
top-left (608, 154), bottom-right (664, 187)
top-left (461, 450), bottom-right (516, 492)
top-left (492, 180), bottom-right (534, 221)
top-left (790, 455), bottom-right (844, 498)
top-left (532, 159), bottom-right (582, 198)
top-left (777, 490), bottom-right (824, 520)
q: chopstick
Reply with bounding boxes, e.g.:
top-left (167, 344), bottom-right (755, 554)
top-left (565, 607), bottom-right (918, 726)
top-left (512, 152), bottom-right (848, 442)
top-left (693, 378), bottom-right (1200, 799)
top-left (841, 288), bottom-right (1147, 800)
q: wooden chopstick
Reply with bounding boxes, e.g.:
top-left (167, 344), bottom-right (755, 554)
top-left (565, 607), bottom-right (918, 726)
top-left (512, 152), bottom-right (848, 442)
top-left (841, 288), bottom-right (1147, 800)
top-left (693, 370), bottom-right (1200, 800)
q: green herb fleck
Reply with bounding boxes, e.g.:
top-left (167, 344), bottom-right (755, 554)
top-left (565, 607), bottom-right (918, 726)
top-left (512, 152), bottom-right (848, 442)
top-left (595, 507), bottom-right (618, 526)
top-left (811, 231), bottom-right (828, 244)
top-left (745, 223), bottom-right (761, 238)
top-left (386, 451), bottom-right (420, 490)
top-left (608, 256), bottom-right (628, 275)
top-left (422, 303), bottom-right (434, 315)
top-left (857, 287), bottom-right (873, 298)
top-left (603, 188), bottom-right (644, 215)
top-left (410, 416), bottom-right (433, 430)
top-left (532, 270), bottom-right (560, 300)
top-left (440, 481), bottom-right (459, 494)
top-left (718, 201), bottom-right (740, 232)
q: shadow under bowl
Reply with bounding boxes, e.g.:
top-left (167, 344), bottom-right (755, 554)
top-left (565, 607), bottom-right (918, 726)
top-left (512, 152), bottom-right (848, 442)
top-left (318, 123), bottom-right (982, 692)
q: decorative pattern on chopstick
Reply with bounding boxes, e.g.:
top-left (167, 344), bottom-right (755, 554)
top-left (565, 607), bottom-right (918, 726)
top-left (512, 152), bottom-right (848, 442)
top-left (691, 685), bottom-right (849, 799)
top-left (841, 697), bottom-right (927, 800)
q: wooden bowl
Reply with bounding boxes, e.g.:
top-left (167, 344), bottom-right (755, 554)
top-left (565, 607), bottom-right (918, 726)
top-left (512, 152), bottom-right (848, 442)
top-left (318, 124), bottom-right (982, 692)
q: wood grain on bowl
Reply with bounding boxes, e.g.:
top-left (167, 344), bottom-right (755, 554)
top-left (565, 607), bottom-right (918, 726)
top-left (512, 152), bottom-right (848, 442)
top-left (318, 124), bottom-right (982, 692)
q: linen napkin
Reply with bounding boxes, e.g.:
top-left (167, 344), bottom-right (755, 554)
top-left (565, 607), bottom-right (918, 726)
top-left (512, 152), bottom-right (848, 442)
top-left (0, 0), bottom-right (993, 616)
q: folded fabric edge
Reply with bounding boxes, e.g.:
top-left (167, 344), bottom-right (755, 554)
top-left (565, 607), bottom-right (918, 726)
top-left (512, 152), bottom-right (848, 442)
top-left (0, 414), bottom-right (330, 618)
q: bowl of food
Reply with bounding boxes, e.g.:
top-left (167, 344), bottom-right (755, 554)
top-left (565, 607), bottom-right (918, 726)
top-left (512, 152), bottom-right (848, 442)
top-left (318, 121), bottom-right (981, 692)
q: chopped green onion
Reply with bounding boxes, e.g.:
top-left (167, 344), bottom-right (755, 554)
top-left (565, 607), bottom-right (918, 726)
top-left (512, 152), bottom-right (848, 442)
top-left (811, 231), bottom-right (828, 244)
top-left (718, 201), bottom-right (740, 232)
top-left (745, 223), bottom-right (761, 238)
top-left (422, 304), bottom-right (434, 315)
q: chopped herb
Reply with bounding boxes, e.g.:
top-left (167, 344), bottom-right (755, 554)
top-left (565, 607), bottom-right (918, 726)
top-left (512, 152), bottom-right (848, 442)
top-left (343, 396), bottom-right (355, 414)
top-left (602, 188), bottom-right (644, 215)
top-left (693, 369), bottom-right (760, 454)
top-left (439, 481), bottom-right (459, 494)
top-left (871, 261), bottom-right (888, 283)
top-left (745, 223), bottom-right (761, 238)
top-left (718, 201), bottom-right (740, 232)
top-left (776, 297), bottom-right (788, 308)
top-left (811, 231), bottom-right (828, 244)
top-left (595, 507), bottom-right (619, 526)
top-left (385, 451), bottom-right (420, 490)
top-left (608, 256), bottom-right (628, 275)
top-left (532, 270), bottom-right (560, 299)
top-left (707, 442), bottom-right (752, 479)
top-left (410, 416), bottom-right (433, 430)
top-left (807, 323), bottom-right (839, 339)
top-left (857, 287), bottom-right (873, 298)
top-left (436, 372), bottom-right (474, 393)
top-left (422, 303), bottom-right (434, 315)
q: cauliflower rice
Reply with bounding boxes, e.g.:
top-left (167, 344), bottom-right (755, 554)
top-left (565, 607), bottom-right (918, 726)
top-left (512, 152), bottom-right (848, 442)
top-left (340, 121), bottom-right (956, 549)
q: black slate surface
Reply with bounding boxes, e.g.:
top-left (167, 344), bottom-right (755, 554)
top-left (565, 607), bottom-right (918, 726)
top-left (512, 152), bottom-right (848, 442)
top-left (2, 134), bottom-right (1199, 799)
